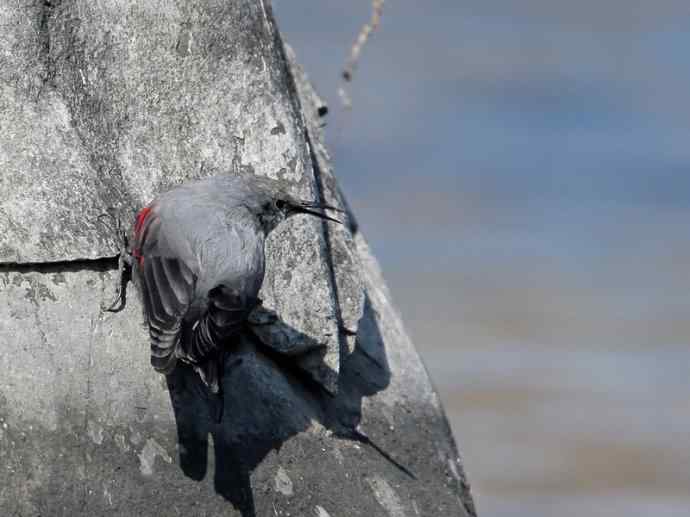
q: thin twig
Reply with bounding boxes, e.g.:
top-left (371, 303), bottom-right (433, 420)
top-left (339, 0), bottom-right (385, 109)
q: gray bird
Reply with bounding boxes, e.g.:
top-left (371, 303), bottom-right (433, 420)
top-left (107, 174), bottom-right (341, 394)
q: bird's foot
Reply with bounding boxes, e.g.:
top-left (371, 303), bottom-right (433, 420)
top-left (99, 210), bottom-right (134, 313)
top-left (103, 252), bottom-right (133, 312)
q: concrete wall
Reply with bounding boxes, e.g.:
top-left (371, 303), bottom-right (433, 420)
top-left (0, 1), bottom-right (475, 515)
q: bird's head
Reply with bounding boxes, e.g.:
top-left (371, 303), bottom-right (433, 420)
top-left (254, 191), bottom-right (343, 235)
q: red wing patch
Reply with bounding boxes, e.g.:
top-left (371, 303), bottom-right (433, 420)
top-left (133, 247), bottom-right (144, 267)
top-left (132, 205), bottom-right (155, 267)
top-left (134, 206), bottom-right (152, 238)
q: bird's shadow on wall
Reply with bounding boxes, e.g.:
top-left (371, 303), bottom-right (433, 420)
top-left (165, 293), bottom-right (392, 517)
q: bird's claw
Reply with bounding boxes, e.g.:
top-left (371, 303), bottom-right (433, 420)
top-left (99, 209), bottom-right (134, 313)
top-left (103, 254), bottom-right (132, 313)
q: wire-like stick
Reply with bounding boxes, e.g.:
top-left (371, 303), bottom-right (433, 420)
top-left (339, 0), bottom-right (385, 109)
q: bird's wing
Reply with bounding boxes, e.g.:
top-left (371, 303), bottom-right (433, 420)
top-left (140, 256), bottom-right (196, 373)
top-left (179, 206), bottom-right (264, 364)
top-left (186, 283), bottom-right (256, 359)
top-left (132, 206), bottom-right (197, 373)
top-left (183, 283), bottom-right (259, 394)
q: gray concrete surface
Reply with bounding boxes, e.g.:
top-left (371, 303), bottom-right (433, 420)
top-left (0, 1), bottom-right (475, 515)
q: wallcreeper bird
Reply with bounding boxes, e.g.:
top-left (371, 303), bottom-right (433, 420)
top-left (106, 174), bottom-right (341, 394)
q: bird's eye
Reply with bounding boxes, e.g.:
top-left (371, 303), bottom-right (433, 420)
top-left (275, 199), bottom-right (286, 210)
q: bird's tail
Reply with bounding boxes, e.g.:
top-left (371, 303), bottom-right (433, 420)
top-left (192, 352), bottom-right (224, 395)
top-left (182, 284), bottom-right (256, 392)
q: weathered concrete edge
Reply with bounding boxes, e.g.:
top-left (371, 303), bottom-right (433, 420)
top-left (282, 39), bottom-right (477, 516)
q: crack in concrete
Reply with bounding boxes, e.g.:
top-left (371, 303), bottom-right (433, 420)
top-left (0, 256), bottom-right (119, 273)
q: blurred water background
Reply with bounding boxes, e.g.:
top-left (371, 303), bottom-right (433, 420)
top-left (273, 2), bottom-right (690, 516)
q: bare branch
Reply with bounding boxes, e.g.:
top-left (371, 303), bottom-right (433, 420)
top-left (339, 0), bottom-right (385, 109)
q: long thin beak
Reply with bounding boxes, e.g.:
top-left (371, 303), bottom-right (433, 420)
top-left (292, 201), bottom-right (343, 224)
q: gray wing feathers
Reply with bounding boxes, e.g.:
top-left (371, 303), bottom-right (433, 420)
top-left (140, 256), bottom-right (196, 373)
top-left (185, 284), bottom-right (256, 364)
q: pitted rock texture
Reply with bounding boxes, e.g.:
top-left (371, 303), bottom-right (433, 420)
top-left (1, 0), bottom-right (309, 262)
